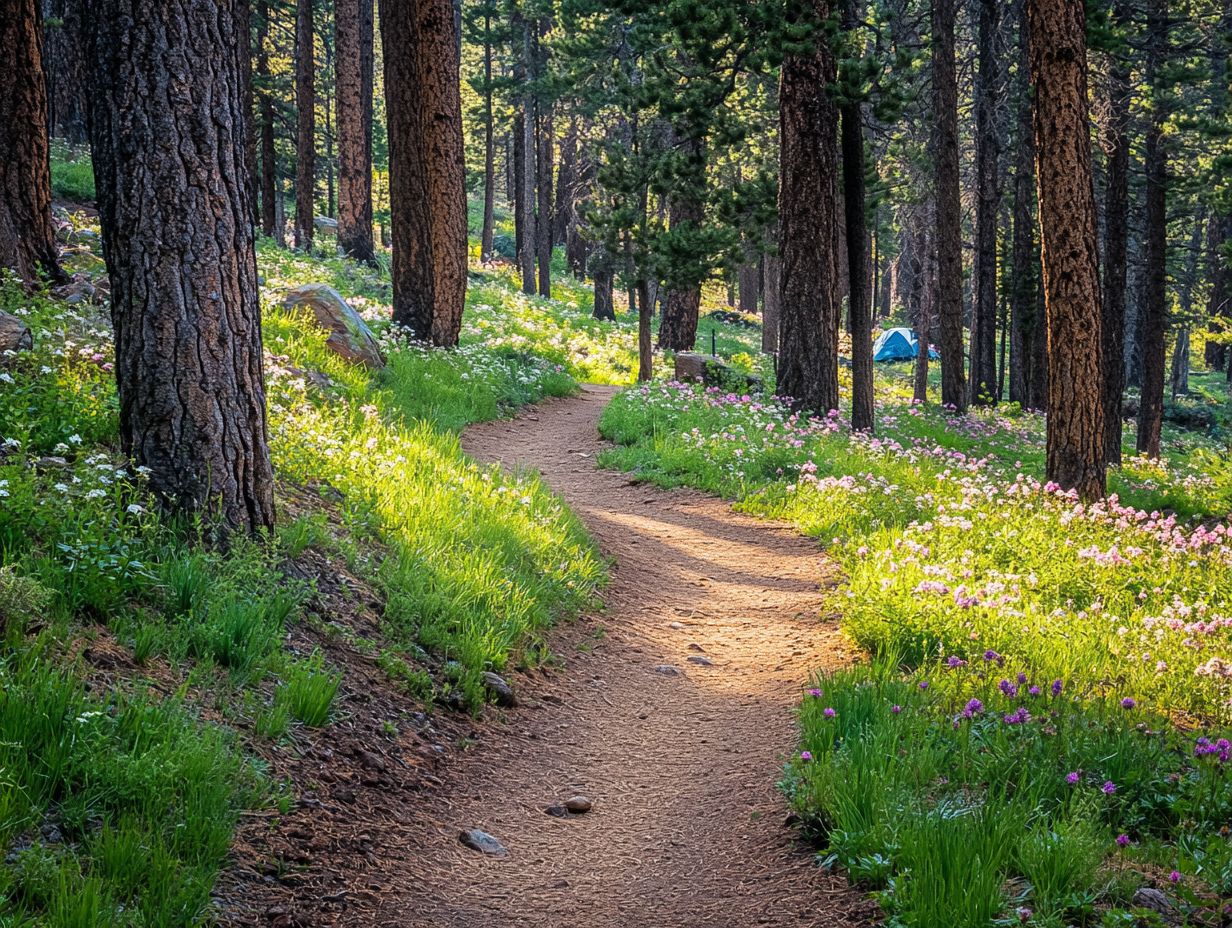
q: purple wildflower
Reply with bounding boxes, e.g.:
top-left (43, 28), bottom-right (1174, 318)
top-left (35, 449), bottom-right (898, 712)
top-left (1017, 672), bottom-right (1028, 685)
top-left (800, 751), bottom-right (813, 762)
top-left (1028, 685), bottom-right (1041, 697)
top-left (999, 679), bottom-right (1019, 698)
top-left (1116, 834), bottom-right (1130, 847)
top-left (1102, 780), bottom-right (1117, 795)
top-left (1169, 870), bottom-right (1181, 883)
top-left (891, 704), bottom-right (902, 714)
top-left (808, 688), bottom-right (823, 698)
top-left (1121, 697), bottom-right (1136, 710)
top-left (961, 698), bottom-right (984, 719)
top-left (1051, 679), bottom-right (1064, 696)
top-left (946, 656), bottom-right (968, 669)
top-left (1065, 771), bottom-right (1081, 785)
top-left (823, 707), bottom-right (836, 718)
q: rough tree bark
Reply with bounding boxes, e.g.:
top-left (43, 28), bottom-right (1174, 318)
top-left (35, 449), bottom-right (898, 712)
top-left (1100, 0), bottom-right (1130, 462)
top-left (294, 0), bottom-right (315, 249)
top-left (970, 0), bottom-right (1001, 406)
top-left (1136, 0), bottom-right (1168, 459)
top-left (336, 0), bottom-right (375, 263)
top-left (932, 0), bottom-right (966, 411)
top-left (0, 0), bottom-right (63, 285)
top-left (380, 0), bottom-right (468, 345)
top-left (84, 0), bottom-right (275, 533)
top-left (778, 0), bottom-right (839, 414)
top-left (1028, 0), bottom-right (1106, 499)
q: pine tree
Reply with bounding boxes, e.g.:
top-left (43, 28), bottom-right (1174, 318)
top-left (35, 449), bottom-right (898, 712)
top-left (84, 0), bottom-right (276, 533)
top-left (1028, 0), bottom-right (1106, 499)
top-left (0, 0), bottom-right (63, 285)
top-left (381, 0), bottom-right (469, 345)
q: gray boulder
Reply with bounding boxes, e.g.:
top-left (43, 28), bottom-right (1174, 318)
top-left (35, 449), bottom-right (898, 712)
top-left (674, 351), bottom-right (761, 391)
top-left (280, 284), bottom-right (385, 368)
top-left (0, 311), bottom-right (32, 357)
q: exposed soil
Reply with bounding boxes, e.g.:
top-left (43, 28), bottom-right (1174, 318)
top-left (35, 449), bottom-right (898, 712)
top-left (219, 385), bottom-right (871, 928)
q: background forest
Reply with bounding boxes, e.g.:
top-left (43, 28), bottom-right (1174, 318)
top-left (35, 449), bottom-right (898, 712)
top-left (1, 0), bottom-right (1232, 926)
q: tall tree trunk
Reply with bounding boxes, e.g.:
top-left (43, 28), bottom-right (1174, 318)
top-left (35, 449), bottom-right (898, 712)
top-left (1208, 214), bottom-right (1232, 372)
top-left (907, 211), bottom-right (933, 403)
top-left (257, 0), bottom-right (278, 240)
top-left (336, 0), bottom-right (375, 263)
top-left (536, 101), bottom-right (553, 297)
top-left (1171, 216), bottom-right (1201, 397)
top-left (1028, 0), bottom-right (1106, 499)
top-left (1136, 0), bottom-right (1168, 459)
top-left (1205, 7), bottom-right (1231, 373)
top-left (932, 0), bottom-right (966, 411)
top-left (294, 0), bottom-right (315, 250)
top-left (738, 262), bottom-right (759, 314)
top-left (512, 120), bottom-right (524, 260)
top-left (777, 0), bottom-right (839, 413)
top-left (0, 0), bottom-right (62, 285)
top-left (1009, 0), bottom-right (1038, 408)
top-left (841, 0), bottom-right (873, 431)
top-left (480, 20), bottom-right (496, 262)
top-left (592, 243), bottom-right (615, 320)
top-left (42, 0), bottom-right (88, 143)
top-left (517, 18), bottom-right (537, 294)
top-left (1100, 0), bottom-right (1130, 462)
top-left (380, 0), bottom-right (468, 345)
top-left (84, 0), bottom-right (275, 534)
top-left (970, 0), bottom-right (1001, 406)
top-left (553, 117), bottom-right (577, 246)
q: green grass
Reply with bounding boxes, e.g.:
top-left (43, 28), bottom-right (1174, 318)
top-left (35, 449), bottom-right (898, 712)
top-left (0, 207), bottom-right (617, 922)
top-left (49, 143), bottom-right (96, 202)
top-left (598, 379), bottom-right (1232, 925)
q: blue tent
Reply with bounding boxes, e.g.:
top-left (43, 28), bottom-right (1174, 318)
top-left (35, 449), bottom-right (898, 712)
top-left (872, 327), bottom-right (939, 362)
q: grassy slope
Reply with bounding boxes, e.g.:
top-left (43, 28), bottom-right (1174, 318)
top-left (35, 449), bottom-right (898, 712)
top-left (0, 202), bottom-right (662, 924)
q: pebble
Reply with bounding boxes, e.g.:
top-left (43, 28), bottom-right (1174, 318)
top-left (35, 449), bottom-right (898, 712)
top-left (564, 795), bottom-right (593, 813)
top-left (544, 804), bottom-right (570, 818)
top-left (459, 829), bottom-right (507, 857)
top-left (668, 622), bottom-right (685, 630)
top-left (653, 664), bottom-right (681, 676)
top-left (687, 655), bottom-right (715, 667)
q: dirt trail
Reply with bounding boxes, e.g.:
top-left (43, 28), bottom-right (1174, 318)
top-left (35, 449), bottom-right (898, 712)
top-left (379, 385), bottom-right (869, 927)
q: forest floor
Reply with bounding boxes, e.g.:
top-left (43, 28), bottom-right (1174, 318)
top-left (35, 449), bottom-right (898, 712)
top-left (369, 385), bottom-right (873, 927)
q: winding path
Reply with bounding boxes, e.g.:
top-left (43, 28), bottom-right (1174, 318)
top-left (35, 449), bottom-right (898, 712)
top-left (383, 386), bottom-right (870, 927)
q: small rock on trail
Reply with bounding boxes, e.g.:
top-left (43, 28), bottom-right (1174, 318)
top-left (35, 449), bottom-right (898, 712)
top-left (482, 671), bottom-right (518, 707)
top-left (459, 829), bottom-right (507, 857)
top-left (564, 796), bottom-right (593, 813)
top-left (653, 664), bottom-right (681, 676)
